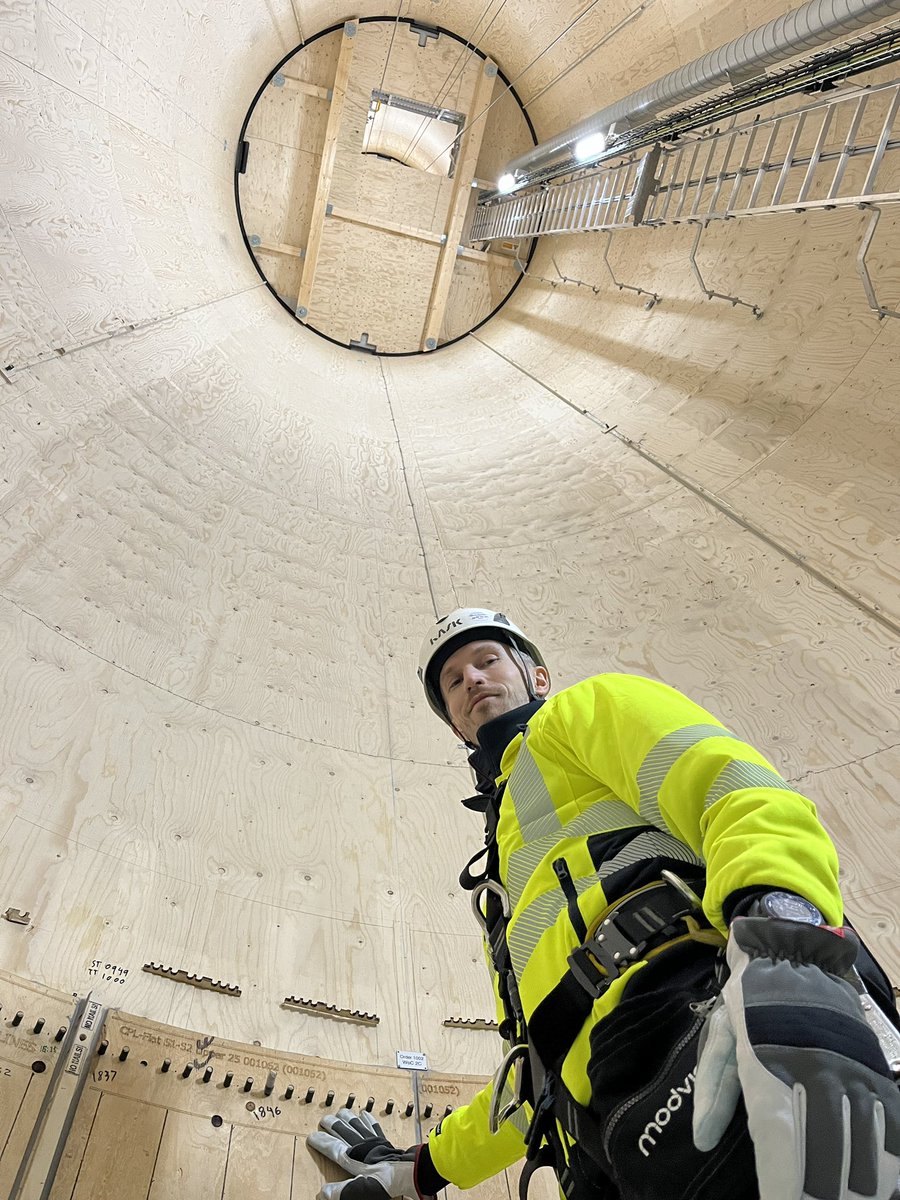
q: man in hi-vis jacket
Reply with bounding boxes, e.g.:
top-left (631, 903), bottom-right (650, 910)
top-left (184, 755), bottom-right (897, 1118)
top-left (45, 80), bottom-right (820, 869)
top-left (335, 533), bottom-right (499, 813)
top-left (309, 608), bottom-right (900, 1200)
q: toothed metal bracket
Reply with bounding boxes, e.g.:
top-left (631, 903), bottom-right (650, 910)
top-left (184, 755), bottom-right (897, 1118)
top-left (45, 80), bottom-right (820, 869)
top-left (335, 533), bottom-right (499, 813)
top-left (442, 1016), bottom-right (500, 1032)
top-left (282, 997), bottom-right (379, 1026)
top-left (143, 963), bottom-right (241, 997)
top-left (3, 908), bottom-right (31, 925)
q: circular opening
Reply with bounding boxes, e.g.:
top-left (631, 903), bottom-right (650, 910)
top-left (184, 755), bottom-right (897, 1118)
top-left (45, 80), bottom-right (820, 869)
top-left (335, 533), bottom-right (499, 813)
top-left (211, 1114), bottom-right (224, 1128)
top-left (31, 1060), bottom-right (47, 1073)
top-left (236, 17), bottom-right (536, 354)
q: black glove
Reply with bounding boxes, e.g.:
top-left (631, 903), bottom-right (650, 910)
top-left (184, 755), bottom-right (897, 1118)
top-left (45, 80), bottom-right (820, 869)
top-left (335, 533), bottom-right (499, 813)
top-left (693, 918), bottom-right (900, 1200)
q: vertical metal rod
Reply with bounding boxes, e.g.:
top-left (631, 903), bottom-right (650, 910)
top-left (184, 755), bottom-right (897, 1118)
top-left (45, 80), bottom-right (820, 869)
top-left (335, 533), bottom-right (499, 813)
top-left (502, 197), bottom-right (516, 240)
top-left (583, 177), bottom-right (600, 229)
top-left (772, 112), bottom-right (806, 206)
top-left (596, 171), bottom-right (615, 225)
top-left (747, 120), bottom-right (781, 208)
top-left (797, 106), bottom-right (835, 204)
top-left (573, 179), bottom-right (589, 230)
top-left (10, 995), bottom-right (108, 1200)
top-left (642, 152), bottom-right (664, 223)
top-left (502, 198), bottom-right (516, 241)
top-left (543, 185), bottom-right (559, 233)
top-left (659, 145), bottom-right (685, 221)
top-left (613, 163), bottom-right (635, 225)
top-left (727, 125), bottom-right (759, 212)
top-left (674, 140), bottom-right (702, 220)
top-left (705, 132), bottom-right (738, 218)
top-left (521, 191), bottom-right (534, 237)
top-left (862, 86), bottom-right (900, 195)
top-left (691, 138), bottom-right (719, 216)
top-left (562, 180), bottom-right (579, 231)
top-left (552, 182), bottom-right (568, 230)
top-left (829, 94), bottom-right (869, 199)
top-left (412, 1072), bottom-right (424, 1144)
top-left (530, 189), bottom-right (543, 236)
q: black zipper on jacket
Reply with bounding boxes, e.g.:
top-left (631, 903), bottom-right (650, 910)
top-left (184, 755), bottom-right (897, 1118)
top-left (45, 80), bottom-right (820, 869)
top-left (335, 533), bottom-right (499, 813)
top-left (553, 857), bottom-right (588, 943)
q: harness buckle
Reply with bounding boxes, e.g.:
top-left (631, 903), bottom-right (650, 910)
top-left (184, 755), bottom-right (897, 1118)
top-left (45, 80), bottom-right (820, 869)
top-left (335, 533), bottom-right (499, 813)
top-left (566, 873), bottom-right (706, 1000)
top-left (488, 1042), bottom-right (530, 1133)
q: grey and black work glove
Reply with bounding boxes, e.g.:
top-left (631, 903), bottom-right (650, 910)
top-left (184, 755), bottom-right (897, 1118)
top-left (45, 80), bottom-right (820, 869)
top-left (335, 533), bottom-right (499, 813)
top-left (692, 918), bottom-right (900, 1200)
top-left (307, 1108), bottom-right (424, 1200)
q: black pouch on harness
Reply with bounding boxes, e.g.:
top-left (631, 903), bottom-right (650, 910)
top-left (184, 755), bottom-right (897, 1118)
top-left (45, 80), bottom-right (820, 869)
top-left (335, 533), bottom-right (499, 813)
top-left (582, 944), bottom-right (757, 1200)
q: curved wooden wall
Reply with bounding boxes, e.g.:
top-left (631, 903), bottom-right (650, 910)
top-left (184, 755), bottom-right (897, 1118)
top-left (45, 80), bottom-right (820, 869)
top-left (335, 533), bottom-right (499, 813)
top-left (0, 6), bottom-right (897, 1193)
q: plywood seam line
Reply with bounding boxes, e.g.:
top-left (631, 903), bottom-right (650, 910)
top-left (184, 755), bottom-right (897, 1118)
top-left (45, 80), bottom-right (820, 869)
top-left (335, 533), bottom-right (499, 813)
top-left (1, 34), bottom-right (227, 175)
top-left (1, 1075), bottom-right (32, 1161)
top-left (0, 593), bottom-right (459, 768)
top-left (717, 302), bottom-right (882, 496)
top-left (792, 739), bottom-right (900, 783)
top-left (843, 879), bottom-right (900, 903)
top-left (470, 335), bottom-right (900, 639)
top-left (378, 359), bottom-right (439, 621)
top-left (419, 0), bottom-right (608, 174)
top-left (67, 1089), bottom-right (104, 1196)
top-left (1, 284), bottom-right (267, 377)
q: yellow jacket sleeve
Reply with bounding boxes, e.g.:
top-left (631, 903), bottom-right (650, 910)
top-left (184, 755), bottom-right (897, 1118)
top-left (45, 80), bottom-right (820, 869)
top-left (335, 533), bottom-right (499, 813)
top-left (541, 673), bottom-right (843, 932)
top-left (427, 1078), bottom-right (526, 1188)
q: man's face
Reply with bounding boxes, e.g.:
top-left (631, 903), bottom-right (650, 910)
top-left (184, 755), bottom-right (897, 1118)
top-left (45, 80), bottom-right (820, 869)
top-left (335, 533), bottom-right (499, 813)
top-left (439, 639), bottom-right (549, 746)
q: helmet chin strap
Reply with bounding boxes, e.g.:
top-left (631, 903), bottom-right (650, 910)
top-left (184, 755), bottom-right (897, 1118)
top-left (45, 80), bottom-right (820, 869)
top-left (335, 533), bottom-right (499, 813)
top-left (506, 642), bottom-right (538, 704)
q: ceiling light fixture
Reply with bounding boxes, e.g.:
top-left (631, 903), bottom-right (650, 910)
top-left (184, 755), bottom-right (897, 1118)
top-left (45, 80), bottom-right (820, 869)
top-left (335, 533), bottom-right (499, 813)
top-left (573, 130), bottom-right (607, 162)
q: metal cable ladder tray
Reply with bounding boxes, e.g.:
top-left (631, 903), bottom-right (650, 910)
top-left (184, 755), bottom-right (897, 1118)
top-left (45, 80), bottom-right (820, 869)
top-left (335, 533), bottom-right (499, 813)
top-left (469, 78), bottom-right (900, 318)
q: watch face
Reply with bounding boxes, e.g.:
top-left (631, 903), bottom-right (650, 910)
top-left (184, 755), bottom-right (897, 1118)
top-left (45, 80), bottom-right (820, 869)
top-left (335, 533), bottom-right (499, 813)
top-left (763, 892), bottom-right (822, 924)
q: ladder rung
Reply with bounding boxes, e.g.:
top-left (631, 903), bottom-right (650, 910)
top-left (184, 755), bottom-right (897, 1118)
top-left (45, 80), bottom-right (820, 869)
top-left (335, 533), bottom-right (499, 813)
top-left (829, 93), bottom-right (869, 198)
top-left (691, 138), bottom-right (719, 216)
top-left (772, 112), bottom-right (807, 206)
top-left (863, 85), bottom-right (900, 194)
top-left (797, 106), bottom-right (834, 204)
top-left (674, 141), bottom-right (702, 219)
top-left (747, 121), bottom-right (781, 208)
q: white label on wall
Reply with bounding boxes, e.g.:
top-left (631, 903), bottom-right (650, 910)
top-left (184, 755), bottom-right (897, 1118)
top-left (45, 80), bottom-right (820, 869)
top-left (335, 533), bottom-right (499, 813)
top-left (396, 1050), bottom-right (428, 1071)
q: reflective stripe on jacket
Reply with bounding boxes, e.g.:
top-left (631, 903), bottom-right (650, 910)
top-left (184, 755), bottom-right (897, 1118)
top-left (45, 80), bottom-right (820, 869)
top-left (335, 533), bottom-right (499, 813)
top-left (428, 673), bottom-right (843, 1188)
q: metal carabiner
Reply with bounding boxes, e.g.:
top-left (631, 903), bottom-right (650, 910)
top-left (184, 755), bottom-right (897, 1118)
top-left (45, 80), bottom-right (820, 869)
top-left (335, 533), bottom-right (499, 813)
top-left (488, 1042), bottom-right (530, 1133)
top-left (470, 878), bottom-right (511, 935)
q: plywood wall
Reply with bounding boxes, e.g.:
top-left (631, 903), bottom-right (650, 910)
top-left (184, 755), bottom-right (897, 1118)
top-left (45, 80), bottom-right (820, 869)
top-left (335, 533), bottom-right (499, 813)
top-left (0, 0), bottom-right (898, 1192)
top-left (1, 973), bottom-right (555, 1200)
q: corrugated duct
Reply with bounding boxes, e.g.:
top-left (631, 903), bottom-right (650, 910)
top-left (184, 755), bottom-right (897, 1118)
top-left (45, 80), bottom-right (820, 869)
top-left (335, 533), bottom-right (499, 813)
top-left (504, 0), bottom-right (900, 180)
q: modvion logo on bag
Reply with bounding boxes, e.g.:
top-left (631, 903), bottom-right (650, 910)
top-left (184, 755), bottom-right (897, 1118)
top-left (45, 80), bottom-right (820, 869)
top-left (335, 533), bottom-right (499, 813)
top-left (637, 1070), bottom-right (696, 1157)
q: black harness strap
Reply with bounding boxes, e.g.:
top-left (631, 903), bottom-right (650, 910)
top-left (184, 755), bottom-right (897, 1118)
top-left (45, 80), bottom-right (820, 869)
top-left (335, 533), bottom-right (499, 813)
top-left (458, 784), bottom-right (528, 1047)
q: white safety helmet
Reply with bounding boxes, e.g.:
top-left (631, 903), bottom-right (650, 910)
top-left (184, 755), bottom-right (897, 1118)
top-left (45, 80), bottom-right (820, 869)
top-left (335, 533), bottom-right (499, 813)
top-left (418, 607), bottom-right (548, 725)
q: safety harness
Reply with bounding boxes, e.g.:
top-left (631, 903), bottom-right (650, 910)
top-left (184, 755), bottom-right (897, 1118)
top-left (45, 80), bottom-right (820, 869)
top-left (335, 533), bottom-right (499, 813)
top-left (458, 715), bottom-right (722, 1200)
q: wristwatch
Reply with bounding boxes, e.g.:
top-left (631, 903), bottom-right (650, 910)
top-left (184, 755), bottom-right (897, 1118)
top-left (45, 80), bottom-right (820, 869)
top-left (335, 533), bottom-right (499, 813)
top-left (750, 891), bottom-right (824, 925)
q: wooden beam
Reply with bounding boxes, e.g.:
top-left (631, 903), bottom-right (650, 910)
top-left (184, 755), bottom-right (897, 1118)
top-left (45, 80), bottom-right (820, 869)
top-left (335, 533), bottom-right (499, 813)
top-left (281, 75), bottom-right (330, 101)
top-left (327, 205), bottom-right (445, 247)
top-left (457, 245), bottom-right (519, 266)
top-left (295, 19), bottom-right (358, 322)
top-left (421, 60), bottom-right (498, 350)
top-left (256, 239), bottom-right (305, 258)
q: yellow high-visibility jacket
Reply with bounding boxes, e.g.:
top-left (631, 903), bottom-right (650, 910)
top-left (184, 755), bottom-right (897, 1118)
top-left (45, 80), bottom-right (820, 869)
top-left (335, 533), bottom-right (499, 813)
top-left (427, 673), bottom-right (843, 1188)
